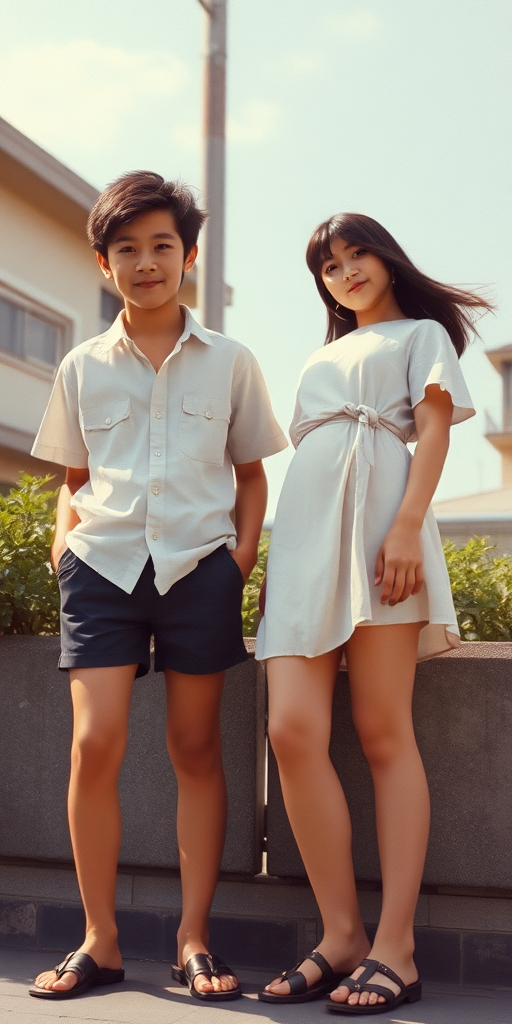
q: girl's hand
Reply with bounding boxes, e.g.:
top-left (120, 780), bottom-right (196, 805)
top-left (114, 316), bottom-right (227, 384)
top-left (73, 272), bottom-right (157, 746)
top-left (375, 523), bottom-right (424, 605)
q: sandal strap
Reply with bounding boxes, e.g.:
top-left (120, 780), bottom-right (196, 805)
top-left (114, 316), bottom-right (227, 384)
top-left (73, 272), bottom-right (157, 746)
top-left (54, 952), bottom-right (98, 983)
top-left (208, 954), bottom-right (235, 978)
top-left (183, 952), bottom-right (237, 992)
top-left (358, 958), bottom-right (406, 994)
top-left (280, 963), bottom-right (308, 995)
top-left (279, 948), bottom-right (335, 996)
top-left (338, 976), bottom-right (395, 1004)
top-left (341, 958), bottom-right (406, 1001)
top-left (184, 954), bottom-right (214, 986)
top-left (306, 949), bottom-right (335, 982)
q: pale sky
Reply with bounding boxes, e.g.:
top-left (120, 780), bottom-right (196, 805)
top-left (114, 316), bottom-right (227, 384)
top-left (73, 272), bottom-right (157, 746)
top-left (1, 0), bottom-right (511, 513)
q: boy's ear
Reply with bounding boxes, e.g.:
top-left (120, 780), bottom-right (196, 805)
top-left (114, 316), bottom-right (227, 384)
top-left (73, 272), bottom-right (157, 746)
top-left (183, 244), bottom-right (198, 274)
top-left (96, 251), bottom-right (113, 279)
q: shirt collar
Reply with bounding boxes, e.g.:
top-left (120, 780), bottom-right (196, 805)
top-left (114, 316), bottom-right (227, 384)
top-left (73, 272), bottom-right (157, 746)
top-left (100, 305), bottom-right (214, 351)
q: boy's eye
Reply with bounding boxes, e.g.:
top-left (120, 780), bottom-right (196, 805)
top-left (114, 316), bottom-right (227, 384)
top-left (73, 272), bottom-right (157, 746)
top-left (118, 246), bottom-right (135, 253)
top-left (155, 243), bottom-right (172, 250)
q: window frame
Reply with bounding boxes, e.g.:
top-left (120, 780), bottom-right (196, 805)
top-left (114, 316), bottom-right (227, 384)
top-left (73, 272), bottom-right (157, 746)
top-left (0, 281), bottom-right (72, 379)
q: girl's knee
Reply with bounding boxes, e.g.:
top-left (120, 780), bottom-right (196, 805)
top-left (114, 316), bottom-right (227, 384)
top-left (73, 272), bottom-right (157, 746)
top-left (354, 717), bottom-right (416, 769)
top-left (268, 714), bottom-right (322, 766)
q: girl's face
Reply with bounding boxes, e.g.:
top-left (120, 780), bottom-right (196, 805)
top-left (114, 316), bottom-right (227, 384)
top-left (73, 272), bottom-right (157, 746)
top-left (321, 237), bottom-right (403, 326)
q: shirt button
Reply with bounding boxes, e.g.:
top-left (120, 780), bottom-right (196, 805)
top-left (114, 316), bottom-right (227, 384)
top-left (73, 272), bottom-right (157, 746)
top-left (152, 486), bottom-right (159, 495)
top-left (152, 532), bottom-right (158, 540)
top-left (205, 410), bottom-right (213, 419)
top-left (155, 411), bottom-right (162, 419)
top-left (155, 450), bottom-right (161, 457)
top-left (105, 417), bottom-right (112, 425)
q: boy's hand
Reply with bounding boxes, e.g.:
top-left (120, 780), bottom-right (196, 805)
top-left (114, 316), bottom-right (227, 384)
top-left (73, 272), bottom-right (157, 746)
top-left (229, 546), bottom-right (256, 584)
top-left (374, 523), bottom-right (424, 606)
top-left (258, 576), bottom-right (267, 615)
top-left (51, 544), bottom-right (69, 573)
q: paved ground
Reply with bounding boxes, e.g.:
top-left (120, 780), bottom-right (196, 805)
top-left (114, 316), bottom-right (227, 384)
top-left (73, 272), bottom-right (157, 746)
top-left (1, 949), bottom-right (512, 1024)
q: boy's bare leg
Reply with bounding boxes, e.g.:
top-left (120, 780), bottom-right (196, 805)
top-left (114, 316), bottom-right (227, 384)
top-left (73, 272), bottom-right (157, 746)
top-left (34, 665), bottom-right (136, 992)
top-left (165, 669), bottom-right (238, 994)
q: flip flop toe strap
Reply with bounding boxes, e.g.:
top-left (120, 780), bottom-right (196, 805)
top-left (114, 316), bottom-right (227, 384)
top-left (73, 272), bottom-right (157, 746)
top-left (184, 953), bottom-right (238, 994)
top-left (279, 948), bottom-right (336, 996)
top-left (54, 952), bottom-right (98, 983)
top-left (209, 954), bottom-right (236, 978)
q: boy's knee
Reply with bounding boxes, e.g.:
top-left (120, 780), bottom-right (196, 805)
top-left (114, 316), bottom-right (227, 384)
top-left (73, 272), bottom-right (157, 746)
top-left (71, 729), bottom-right (125, 775)
top-left (167, 727), bottom-right (221, 775)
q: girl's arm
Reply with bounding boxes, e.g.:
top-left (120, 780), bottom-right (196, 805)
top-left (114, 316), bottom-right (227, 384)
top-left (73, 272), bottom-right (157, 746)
top-left (375, 384), bottom-right (454, 606)
top-left (230, 459), bottom-right (268, 582)
top-left (51, 467), bottom-right (90, 571)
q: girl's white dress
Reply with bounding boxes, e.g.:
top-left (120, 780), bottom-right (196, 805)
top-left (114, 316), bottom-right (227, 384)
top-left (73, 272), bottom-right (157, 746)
top-left (256, 319), bottom-right (475, 663)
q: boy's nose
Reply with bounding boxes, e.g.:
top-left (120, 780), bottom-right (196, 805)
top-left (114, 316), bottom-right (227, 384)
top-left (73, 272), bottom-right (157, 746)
top-left (136, 255), bottom-right (157, 272)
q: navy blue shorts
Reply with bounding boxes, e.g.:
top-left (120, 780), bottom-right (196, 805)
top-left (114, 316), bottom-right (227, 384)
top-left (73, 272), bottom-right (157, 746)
top-left (57, 545), bottom-right (248, 678)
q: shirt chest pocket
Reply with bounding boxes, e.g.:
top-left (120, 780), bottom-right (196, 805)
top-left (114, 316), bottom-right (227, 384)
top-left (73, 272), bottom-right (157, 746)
top-left (81, 400), bottom-right (131, 454)
top-left (180, 393), bottom-right (230, 466)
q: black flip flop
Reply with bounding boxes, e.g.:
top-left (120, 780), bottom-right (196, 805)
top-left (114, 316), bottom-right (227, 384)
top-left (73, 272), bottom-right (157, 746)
top-left (258, 948), bottom-right (342, 1003)
top-left (171, 952), bottom-right (242, 1001)
top-left (326, 958), bottom-right (422, 1015)
top-left (29, 951), bottom-right (125, 1000)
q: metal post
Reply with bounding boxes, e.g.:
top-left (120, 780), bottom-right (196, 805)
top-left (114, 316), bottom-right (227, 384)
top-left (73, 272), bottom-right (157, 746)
top-left (197, 0), bottom-right (227, 332)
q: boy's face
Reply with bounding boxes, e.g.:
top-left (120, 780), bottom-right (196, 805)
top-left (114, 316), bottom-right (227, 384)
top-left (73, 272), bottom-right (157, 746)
top-left (97, 208), bottom-right (197, 311)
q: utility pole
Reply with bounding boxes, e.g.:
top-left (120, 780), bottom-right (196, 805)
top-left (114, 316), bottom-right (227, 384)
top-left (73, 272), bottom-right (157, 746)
top-left (196, 0), bottom-right (227, 332)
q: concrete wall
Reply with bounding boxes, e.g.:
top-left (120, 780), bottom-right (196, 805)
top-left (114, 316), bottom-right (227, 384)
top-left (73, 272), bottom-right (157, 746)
top-left (1, 638), bottom-right (512, 887)
top-left (0, 636), bottom-right (265, 875)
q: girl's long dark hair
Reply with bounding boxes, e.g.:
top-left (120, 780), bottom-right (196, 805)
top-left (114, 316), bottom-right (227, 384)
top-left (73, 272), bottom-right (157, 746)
top-left (306, 213), bottom-right (493, 356)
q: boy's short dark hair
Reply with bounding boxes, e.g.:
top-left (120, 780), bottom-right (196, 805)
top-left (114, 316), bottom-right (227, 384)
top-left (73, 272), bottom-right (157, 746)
top-left (87, 170), bottom-right (207, 259)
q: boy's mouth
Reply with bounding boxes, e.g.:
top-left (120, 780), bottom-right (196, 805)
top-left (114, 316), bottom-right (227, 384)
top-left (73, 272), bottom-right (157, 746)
top-left (136, 281), bottom-right (164, 289)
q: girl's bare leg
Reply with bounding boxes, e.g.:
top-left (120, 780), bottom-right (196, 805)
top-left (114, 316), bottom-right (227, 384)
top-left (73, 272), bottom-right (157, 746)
top-left (34, 665), bottom-right (136, 992)
top-left (264, 651), bottom-right (370, 995)
top-left (165, 669), bottom-right (237, 995)
top-left (330, 622), bottom-right (429, 1008)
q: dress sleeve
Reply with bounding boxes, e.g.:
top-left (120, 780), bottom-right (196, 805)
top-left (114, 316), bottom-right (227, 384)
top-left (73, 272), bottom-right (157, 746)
top-left (31, 357), bottom-right (89, 468)
top-left (407, 320), bottom-right (475, 427)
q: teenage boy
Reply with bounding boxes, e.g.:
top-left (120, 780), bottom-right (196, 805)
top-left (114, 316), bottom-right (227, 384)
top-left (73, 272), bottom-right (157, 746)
top-left (29, 171), bottom-right (287, 1002)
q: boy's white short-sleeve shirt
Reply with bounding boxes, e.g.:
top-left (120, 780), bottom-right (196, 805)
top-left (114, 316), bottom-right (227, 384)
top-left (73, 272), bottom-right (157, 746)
top-left (32, 306), bottom-right (287, 595)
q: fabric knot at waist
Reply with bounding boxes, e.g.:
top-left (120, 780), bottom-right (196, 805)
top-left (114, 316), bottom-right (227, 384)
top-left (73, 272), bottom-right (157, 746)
top-left (337, 403), bottom-right (406, 467)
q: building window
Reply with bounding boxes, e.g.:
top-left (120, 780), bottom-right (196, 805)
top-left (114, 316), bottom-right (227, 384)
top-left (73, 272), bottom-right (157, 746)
top-left (100, 289), bottom-right (123, 333)
top-left (0, 287), bottom-right (69, 370)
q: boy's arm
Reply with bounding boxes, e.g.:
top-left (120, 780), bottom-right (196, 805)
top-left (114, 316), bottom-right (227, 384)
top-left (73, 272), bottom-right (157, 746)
top-left (51, 467), bottom-right (90, 571)
top-left (229, 460), bottom-right (267, 582)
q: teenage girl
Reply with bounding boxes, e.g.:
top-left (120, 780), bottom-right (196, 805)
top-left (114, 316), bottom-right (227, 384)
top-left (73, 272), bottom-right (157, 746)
top-left (256, 213), bottom-right (492, 1015)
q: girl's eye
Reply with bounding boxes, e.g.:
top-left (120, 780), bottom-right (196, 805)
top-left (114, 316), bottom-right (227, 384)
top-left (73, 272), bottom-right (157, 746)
top-left (324, 263), bottom-right (337, 275)
top-left (353, 248), bottom-right (366, 258)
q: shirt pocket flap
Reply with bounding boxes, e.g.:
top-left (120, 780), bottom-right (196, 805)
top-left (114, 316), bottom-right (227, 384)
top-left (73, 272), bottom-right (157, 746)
top-left (182, 394), bottom-right (230, 422)
top-left (82, 400), bottom-right (131, 431)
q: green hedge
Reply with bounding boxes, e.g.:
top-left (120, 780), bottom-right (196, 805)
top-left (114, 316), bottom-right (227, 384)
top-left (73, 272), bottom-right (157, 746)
top-left (0, 474), bottom-right (59, 634)
top-left (1, 476), bottom-right (511, 642)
